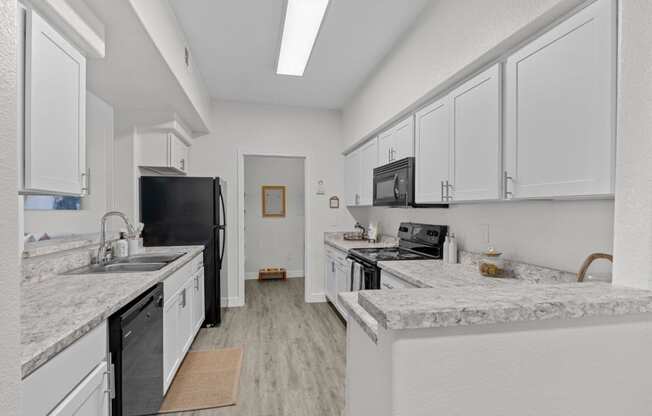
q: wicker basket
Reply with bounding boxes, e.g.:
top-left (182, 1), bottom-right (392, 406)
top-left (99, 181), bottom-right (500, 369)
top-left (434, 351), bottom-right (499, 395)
top-left (258, 268), bottom-right (287, 280)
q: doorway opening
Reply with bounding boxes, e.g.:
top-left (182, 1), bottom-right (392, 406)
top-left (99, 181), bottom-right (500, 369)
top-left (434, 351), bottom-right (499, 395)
top-left (238, 152), bottom-right (310, 305)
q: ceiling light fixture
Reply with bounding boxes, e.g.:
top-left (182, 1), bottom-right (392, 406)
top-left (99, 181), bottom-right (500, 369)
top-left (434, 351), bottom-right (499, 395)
top-left (276, 0), bottom-right (330, 77)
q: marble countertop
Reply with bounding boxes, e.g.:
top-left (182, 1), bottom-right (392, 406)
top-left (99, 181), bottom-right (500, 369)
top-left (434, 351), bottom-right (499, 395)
top-left (21, 246), bottom-right (204, 379)
top-left (324, 232), bottom-right (398, 252)
top-left (338, 292), bottom-right (379, 344)
top-left (360, 260), bottom-right (652, 331)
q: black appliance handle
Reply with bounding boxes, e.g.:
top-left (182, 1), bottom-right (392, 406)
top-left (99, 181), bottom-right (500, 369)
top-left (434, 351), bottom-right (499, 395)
top-left (359, 266), bottom-right (364, 290)
top-left (219, 189), bottom-right (226, 228)
top-left (393, 174), bottom-right (400, 200)
top-left (349, 258), bottom-right (355, 291)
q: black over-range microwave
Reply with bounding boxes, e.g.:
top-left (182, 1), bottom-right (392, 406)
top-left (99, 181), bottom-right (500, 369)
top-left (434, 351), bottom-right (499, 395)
top-left (372, 157), bottom-right (448, 208)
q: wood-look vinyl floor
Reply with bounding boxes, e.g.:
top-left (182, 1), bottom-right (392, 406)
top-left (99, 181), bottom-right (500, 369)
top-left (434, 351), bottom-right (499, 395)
top-left (161, 278), bottom-right (346, 416)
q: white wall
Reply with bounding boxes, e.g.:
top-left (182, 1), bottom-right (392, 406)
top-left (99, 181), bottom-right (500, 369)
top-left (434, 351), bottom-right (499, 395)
top-left (611, 0), bottom-right (652, 289)
top-left (342, 0), bottom-right (586, 148)
top-left (350, 199), bottom-right (614, 275)
top-left (342, 0), bottom-right (615, 276)
top-left (0, 0), bottom-right (21, 413)
top-left (244, 156), bottom-right (305, 278)
top-left (189, 100), bottom-right (355, 305)
top-left (24, 92), bottom-right (115, 235)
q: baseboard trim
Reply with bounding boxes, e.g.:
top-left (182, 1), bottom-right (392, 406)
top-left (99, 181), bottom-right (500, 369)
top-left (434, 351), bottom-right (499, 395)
top-left (222, 296), bottom-right (244, 308)
top-left (306, 293), bottom-right (326, 303)
top-left (244, 269), bottom-right (304, 280)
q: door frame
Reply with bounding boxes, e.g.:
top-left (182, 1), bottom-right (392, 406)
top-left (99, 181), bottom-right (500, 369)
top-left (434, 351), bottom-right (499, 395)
top-left (236, 149), bottom-right (312, 305)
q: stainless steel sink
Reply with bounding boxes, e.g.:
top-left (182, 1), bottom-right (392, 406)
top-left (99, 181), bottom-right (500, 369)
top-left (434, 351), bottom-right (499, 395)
top-left (112, 253), bottom-right (185, 264)
top-left (63, 252), bottom-right (185, 275)
top-left (64, 262), bottom-right (168, 275)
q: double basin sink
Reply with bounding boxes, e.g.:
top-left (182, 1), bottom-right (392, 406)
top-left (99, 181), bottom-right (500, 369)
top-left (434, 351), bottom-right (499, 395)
top-left (65, 253), bottom-right (185, 275)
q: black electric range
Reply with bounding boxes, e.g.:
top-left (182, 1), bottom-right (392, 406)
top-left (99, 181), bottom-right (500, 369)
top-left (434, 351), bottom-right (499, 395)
top-left (347, 223), bottom-right (447, 290)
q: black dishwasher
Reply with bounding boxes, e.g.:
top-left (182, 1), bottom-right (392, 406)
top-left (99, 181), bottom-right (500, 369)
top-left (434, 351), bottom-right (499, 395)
top-left (109, 283), bottom-right (164, 416)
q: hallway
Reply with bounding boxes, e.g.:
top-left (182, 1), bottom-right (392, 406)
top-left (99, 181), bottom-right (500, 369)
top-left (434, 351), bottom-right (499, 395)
top-left (166, 278), bottom-right (346, 416)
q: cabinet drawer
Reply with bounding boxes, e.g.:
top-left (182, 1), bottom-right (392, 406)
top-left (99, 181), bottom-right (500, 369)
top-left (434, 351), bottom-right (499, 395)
top-left (380, 271), bottom-right (417, 290)
top-left (22, 322), bottom-right (107, 416)
top-left (164, 253), bottom-right (202, 301)
top-left (325, 246), bottom-right (347, 264)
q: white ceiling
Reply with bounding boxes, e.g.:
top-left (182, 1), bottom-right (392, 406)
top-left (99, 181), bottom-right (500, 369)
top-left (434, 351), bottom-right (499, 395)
top-left (169, 0), bottom-right (432, 109)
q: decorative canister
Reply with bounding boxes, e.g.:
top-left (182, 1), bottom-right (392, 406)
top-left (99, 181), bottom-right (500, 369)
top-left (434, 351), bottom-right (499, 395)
top-left (479, 248), bottom-right (505, 277)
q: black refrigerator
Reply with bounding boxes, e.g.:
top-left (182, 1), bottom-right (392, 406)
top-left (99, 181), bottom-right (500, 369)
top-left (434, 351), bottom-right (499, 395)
top-left (140, 176), bottom-right (226, 327)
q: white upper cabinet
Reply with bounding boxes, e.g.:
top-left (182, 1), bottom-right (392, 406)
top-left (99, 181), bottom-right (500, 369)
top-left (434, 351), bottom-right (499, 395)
top-left (345, 150), bottom-right (361, 206)
top-left (449, 64), bottom-right (502, 202)
top-left (378, 115), bottom-right (414, 165)
top-left (138, 130), bottom-right (190, 175)
top-left (358, 138), bottom-right (379, 206)
top-left (23, 8), bottom-right (87, 196)
top-left (504, 0), bottom-right (616, 199)
top-left (415, 97), bottom-right (451, 203)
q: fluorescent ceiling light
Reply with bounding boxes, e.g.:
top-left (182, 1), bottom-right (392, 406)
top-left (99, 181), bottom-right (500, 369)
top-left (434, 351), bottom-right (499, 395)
top-left (277, 0), bottom-right (330, 76)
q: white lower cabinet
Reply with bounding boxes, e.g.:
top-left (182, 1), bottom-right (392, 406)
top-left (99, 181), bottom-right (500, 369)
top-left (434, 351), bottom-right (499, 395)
top-left (21, 322), bottom-right (109, 416)
top-left (192, 270), bottom-right (206, 335)
top-left (324, 247), bottom-right (349, 318)
top-left (163, 253), bottom-right (204, 393)
top-left (48, 361), bottom-right (109, 416)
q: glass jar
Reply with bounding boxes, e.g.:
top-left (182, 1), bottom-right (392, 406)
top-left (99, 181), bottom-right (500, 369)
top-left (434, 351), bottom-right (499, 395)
top-left (479, 248), bottom-right (505, 277)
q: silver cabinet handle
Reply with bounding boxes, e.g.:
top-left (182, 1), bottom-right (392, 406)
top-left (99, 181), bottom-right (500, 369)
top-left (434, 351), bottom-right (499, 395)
top-left (387, 148), bottom-right (391, 162)
top-left (445, 180), bottom-right (452, 201)
top-left (180, 159), bottom-right (185, 171)
top-left (80, 169), bottom-right (90, 195)
top-left (503, 171), bottom-right (513, 199)
top-left (180, 289), bottom-right (187, 308)
top-left (441, 181), bottom-right (445, 202)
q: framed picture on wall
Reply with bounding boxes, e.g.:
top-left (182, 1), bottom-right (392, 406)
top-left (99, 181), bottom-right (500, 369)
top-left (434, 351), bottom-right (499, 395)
top-left (262, 186), bottom-right (286, 217)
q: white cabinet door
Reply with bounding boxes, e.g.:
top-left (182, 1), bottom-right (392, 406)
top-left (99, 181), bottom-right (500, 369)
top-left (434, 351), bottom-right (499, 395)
top-left (24, 9), bottom-right (86, 195)
top-left (178, 280), bottom-right (194, 356)
top-left (49, 361), bottom-right (108, 416)
top-left (325, 254), bottom-right (337, 304)
top-left (170, 133), bottom-right (189, 173)
top-left (449, 64), bottom-right (502, 202)
top-left (392, 115), bottom-right (415, 161)
top-left (345, 151), bottom-right (360, 206)
top-left (163, 294), bottom-right (180, 392)
top-left (192, 270), bottom-right (205, 334)
top-left (378, 116), bottom-right (415, 165)
top-left (415, 97), bottom-right (451, 203)
top-left (505, 0), bottom-right (616, 199)
top-left (358, 138), bottom-right (378, 206)
top-left (335, 261), bottom-right (350, 318)
top-left (378, 129), bottom-right (393, 166)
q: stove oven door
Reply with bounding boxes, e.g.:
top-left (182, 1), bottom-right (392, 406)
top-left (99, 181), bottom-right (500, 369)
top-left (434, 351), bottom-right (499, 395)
top-left (348, 258), bottom-right (380, 291)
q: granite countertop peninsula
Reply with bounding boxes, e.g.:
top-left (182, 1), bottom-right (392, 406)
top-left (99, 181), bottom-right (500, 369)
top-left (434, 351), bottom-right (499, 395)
top-left (324, 232), bottom-right (398, 252)
top-left (338, 292), bottom-right (379, 344)
top-left (21, 245), bottom-right (204, 379)
top-left (359, 259), bottom-right (652, 331)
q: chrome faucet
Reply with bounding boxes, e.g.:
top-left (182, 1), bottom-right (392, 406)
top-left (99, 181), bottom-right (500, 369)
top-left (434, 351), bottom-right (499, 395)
top-left (95, 211), bottom-right (136, 265)
top-left (577, 253), bottom-right (613, 282)
top-left (354, 222), bottom-right (367, 238)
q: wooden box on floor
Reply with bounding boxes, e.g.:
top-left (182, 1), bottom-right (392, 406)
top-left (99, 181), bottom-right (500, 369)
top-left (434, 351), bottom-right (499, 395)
top-left (258, 268), bottom-right (287, 281)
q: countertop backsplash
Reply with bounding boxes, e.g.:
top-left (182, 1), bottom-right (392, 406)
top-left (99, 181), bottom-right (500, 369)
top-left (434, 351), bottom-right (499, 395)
top-left (21, 232), bottom-right (119, 283)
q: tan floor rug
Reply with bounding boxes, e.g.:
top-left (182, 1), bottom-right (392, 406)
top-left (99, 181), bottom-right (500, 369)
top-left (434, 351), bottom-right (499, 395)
top-left (159, 348), bottom-right (244, 414)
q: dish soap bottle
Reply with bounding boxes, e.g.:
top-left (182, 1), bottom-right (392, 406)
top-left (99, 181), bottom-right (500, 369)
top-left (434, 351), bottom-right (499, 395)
top-left (448, 233), bottom-right (458, 264)
top-left (114, 232), bottom-right (129, 258)
top-left (443, 235), bottom-right (450, 264)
